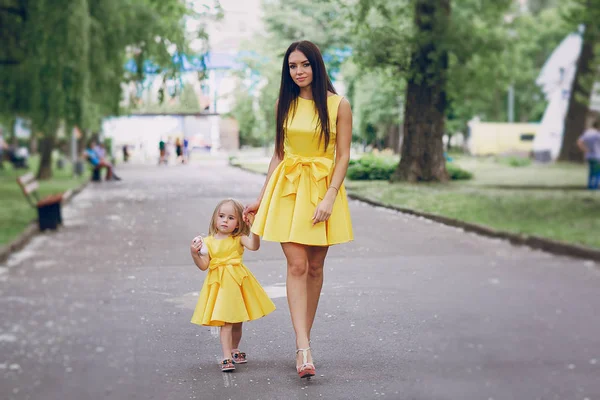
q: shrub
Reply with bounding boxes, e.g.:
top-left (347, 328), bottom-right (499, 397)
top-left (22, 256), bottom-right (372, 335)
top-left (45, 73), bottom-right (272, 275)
top-left (228, 156), bottom-right (240, 166)
top-left (496, 155), bottom-right (532, 167)
top-left (347, 154), bottom-right (397, 181)
top-left (446, 163), bottom-right (473, 180)
top-left (347, 154), bottom-right (473, 181)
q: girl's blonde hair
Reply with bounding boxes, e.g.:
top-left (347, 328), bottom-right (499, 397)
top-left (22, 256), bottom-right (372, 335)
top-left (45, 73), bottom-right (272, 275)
top-left (208, 198), bottom-right (250, 237)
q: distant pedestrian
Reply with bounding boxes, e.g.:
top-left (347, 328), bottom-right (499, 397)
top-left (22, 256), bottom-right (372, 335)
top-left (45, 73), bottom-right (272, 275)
top-left (189, 199), bottom-right (275, 372)
top-left (175, 137), bottom-right (183, 164)
top-left (183, 137), bottom-right (189, 164)
top-left (577, 119), bottom-right (600, 190)
top-left (158, 138), bottom-right (166, 165)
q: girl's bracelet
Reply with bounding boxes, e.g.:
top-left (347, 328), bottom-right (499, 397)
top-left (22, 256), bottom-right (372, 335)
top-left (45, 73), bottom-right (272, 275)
top-left (328, 186), bottom-right (339, 193)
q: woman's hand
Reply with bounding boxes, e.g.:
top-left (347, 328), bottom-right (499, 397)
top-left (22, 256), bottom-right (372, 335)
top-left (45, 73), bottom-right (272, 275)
top-left (243, 200), bottom-right (260, 223)
top-left (312, 196), bottom-right (334, 226)
top-left (190, 236), bottom-right (203, 256)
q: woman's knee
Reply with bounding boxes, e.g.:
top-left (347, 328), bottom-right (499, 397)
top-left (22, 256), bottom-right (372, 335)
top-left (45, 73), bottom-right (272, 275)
top-left (287, 259), bottom-right (308, 277)
top-left (307, 262), bottom-right (324, 279)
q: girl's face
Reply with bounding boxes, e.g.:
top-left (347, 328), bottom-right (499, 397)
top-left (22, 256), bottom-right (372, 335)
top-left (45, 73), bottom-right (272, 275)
top-left (214, 202), bottom-right (239, 235)
top-left (288, 50), bottom-right (313, 89)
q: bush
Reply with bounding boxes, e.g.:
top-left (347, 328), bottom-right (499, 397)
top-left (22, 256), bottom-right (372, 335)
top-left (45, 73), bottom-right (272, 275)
top-left (347, 154), bottom-right (473, 181)
top-left (228, 156), bottom-right (240, 166)
top-left (446, 163), bottom-right (473, 180)
top-left (496, 155), bottom-right (532, 167)
top-left (347, 155), bottom-right (397, 181)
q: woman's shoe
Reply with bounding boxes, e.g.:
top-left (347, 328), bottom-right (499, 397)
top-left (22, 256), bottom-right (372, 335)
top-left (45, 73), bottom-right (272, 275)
top-left (220, 358), bottom-right (235, 372)
top-left (296, 348), bottom-right (315, 379)
top-left (231, 349), bottom-right (247, 364)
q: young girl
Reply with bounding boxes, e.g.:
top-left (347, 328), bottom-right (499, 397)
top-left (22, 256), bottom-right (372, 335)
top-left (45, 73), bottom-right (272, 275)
top-left (190, 198), bottom-right (276, 372)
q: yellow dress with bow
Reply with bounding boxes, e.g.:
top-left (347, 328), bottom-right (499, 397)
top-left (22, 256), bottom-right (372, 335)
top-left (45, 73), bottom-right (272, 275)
top-left (191, 235), bottom-right (276, 326)
top-left (252, 95), bottom-right (353, 246)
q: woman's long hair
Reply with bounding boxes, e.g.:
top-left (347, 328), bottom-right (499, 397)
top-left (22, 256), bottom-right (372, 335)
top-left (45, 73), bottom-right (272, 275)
top-left (275, 41), bottom-right (337, 159)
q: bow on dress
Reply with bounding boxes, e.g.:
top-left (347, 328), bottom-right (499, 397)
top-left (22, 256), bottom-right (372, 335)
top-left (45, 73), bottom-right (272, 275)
top-left (206, 254), bottom-right (248, 286)
top-left (281, 155), bottom-right (333, 206)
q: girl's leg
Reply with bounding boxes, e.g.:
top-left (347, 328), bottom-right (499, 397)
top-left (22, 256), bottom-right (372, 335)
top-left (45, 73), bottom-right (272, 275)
top-left (306, 245), bottom-right (329, 340)
top-left (220, 323), bottom-right (233, 360)
top-left (232, 322), bottom-right (243, 350)
top-left (231, 323), bottom-right (247, 363)
top-left (281, 242), bottom-right (311, 365)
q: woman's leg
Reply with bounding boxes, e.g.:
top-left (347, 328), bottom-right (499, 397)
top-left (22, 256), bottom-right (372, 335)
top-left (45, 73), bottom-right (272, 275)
top-left (220, 323), bottom-right (233, 360)
top-left (306, 245), bottom-right (329, 340)
top-left (232, 322), bottom-right (243, 350)
top-left (281, 242), bottom-right (311, 364)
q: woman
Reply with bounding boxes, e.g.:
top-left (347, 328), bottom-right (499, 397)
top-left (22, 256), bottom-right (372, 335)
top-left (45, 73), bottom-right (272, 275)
top-left (243, 40), bottom-right (353, 379)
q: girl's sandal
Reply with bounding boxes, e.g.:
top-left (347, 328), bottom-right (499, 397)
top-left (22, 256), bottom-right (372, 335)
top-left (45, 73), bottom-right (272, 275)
top-left (296, 348), bottom-right (315, 379)
top-left (220, 358), bottom-right (235, 372)
top-left (231, 349), bottom-right (247, 364)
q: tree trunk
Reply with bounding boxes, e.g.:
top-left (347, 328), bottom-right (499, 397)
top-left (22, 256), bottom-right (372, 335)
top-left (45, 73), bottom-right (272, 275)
top-left (36, 126), bottom-right (57, 180)
top-left (392, 0), bottom-right (450, 182)
top-left (558, 27), bottom-right (596, 162)
top-left (385, 124), bottom-right (401, 154)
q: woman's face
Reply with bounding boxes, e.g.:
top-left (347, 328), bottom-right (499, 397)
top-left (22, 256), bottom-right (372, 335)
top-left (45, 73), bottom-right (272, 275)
top-left (288, 50), bottom-right (313, 88)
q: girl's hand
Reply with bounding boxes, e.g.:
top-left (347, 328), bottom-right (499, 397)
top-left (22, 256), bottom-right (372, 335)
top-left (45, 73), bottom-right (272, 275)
top-left (190, 236), bottom-right (203, 255)
top-left (245, 212), bottom-right (255, 226)
top-left (312, 197), bottom-right (334, 226)
top-left (243, 200), bottom-right (260, 223)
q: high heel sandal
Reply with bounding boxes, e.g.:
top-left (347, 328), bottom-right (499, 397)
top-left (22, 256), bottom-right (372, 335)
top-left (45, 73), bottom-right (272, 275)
top-left (296, 348), bottom-right (315, 379)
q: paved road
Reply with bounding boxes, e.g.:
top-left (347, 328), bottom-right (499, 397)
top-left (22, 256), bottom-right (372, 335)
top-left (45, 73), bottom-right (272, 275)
top-left (1, 160), bottom-right (599, 400)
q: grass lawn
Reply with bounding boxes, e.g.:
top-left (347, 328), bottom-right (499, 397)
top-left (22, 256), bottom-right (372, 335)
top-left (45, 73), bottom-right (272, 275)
top-left (236, 154), bottom-right (600, 249)
top-left (0, 155), bottom-right (88, 246)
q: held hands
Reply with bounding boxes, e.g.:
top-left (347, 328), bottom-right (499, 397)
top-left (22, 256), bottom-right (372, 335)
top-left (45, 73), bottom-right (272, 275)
top-left (243, 200), bottom-right (260, 224)
top-left (245, 212), bottom-right (255, 226)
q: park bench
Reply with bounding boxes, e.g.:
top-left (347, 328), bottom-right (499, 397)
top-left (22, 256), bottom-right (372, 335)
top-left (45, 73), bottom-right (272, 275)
top-left (16, 172), bottom-right (72, 231)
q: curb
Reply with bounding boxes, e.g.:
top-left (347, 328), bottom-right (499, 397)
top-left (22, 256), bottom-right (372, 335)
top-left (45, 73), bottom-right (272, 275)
top-left (346, 193), bottom-right (600, 262)
top-left (231, 163), bottom-right (600, 262)
top-left (0, 181), bottom-right (89, 265)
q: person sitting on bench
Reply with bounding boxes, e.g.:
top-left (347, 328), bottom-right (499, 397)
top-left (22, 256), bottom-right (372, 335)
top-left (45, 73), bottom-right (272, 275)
top-left (82, 141), bottom-right (121, 181)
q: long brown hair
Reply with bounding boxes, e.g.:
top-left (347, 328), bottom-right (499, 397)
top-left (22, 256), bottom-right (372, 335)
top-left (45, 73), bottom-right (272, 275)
top-left (208, 199), bottom-right (250, 237)
top-left (275, 41), bottom-right (337, 159)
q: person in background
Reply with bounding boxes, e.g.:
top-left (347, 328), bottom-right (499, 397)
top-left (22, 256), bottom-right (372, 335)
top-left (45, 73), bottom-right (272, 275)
top-left (183, 137), bottom-right (189, 164)
top-left (577, 119), bottom-right (600, 190)
top-left (159, 138), bottom-right (166, 165)
top-left (83, 140), bottom-right (122, 181)
top-left (175, 137), bottom-right (183, 164)
top-left (0, 130), bottom-right (7, 168)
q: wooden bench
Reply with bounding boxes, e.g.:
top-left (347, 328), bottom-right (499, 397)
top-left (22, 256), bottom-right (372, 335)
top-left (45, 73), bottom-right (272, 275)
top-left (16, 173), bottom-right (72, 231)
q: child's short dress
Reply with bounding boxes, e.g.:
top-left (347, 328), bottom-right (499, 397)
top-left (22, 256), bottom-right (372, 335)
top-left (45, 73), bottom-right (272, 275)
top-left (191, 235), bottom-right (276, 326)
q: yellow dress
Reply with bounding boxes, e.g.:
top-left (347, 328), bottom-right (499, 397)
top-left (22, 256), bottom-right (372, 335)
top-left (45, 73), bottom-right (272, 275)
top-left (191, 235), bottom-right (276, 326)
top-left (252, 95), bottom-right (353, 246)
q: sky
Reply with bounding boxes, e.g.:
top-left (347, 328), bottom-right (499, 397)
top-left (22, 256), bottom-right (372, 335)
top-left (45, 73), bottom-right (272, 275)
top-left (188, 0), bottom-right (263, 53)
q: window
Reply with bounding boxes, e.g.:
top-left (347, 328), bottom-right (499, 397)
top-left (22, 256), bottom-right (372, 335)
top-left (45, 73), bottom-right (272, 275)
top-left (520, 133), bottom-right (535, 142)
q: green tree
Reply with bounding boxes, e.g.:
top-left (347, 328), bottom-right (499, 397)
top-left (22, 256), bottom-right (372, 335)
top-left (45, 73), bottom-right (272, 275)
top-left (559, 0), bottom-right (600, 162)
top-left (354, 0), bottom-right (512, 182)
top-left (0, 0), bottom-right (209, 179)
